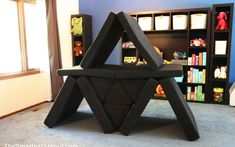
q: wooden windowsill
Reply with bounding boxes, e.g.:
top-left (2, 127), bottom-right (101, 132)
top-left (0, 69), bottom-right (41, 80)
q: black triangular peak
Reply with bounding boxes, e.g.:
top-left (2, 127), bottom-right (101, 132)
top-left (117, 12), bottom-right (164, 69)
top-left (80, 12), bottom-right (164, 70)
top-left (81, 12), bottom-right (124, 68)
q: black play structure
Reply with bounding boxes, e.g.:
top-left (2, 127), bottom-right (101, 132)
top-left (44, 12), bottom-right (199, 141)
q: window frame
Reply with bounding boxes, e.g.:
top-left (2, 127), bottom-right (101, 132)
top-left (0, 0), bottom-right (40, 80)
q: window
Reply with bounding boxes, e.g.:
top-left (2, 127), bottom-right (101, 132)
top-left (0, 0), bottom-right (48, 78)
top-left (0, 0), bottom-right (22, 74)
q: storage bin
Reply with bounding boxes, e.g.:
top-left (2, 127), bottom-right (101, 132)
top-left (138, 17), bottom-right (152, 31)
top-left (155, 15), bottom-right (170, 30)
top-left (191, 13), bottom-right (207, 29)
top-left (173, 15), bottom-right (188, 30)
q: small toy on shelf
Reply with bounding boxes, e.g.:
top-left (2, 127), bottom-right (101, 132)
top-left (136, 58), bottom-right (147, 65)
top-left (154, 46), bottom-right (163, 57)
top-left (156, 84), bottom-right (165, 95)
top-left (171, 59), bottom-right (187, 65)
top-left (73, 41), bottom-right (83, 56)
top-left (220, 66), bottom-right (227, 79)
top-left (122, 41), bottom-right (135, 48)
top-left (154, 84), bottom-right (166, 98)
top-left (163, 60), bottom-right (172, 64)
top-left (71, 17), bottom-right (83, 35)
top-left (124, 56), bottom-right (137, 64)
top-left (190, 38), bottom-right (206, 47)
top-left (214, 67), bottom-right (220, 78)
top-left (216, 11), bottom-right (228, 30)
top-left (213, 87), bottom-right (224, 102)
top-left (214, 66), bottom-right (227, 79)
top-left (173, 52), bottom-right (187, 60)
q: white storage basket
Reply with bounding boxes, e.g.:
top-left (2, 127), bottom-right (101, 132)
top-left (173, 15), bottom-right (188, 30)
top-left (155, 16), bottom-right (170, 30)
top-left (138, 17), bottom-right (152, 31)
top-left (191, 13), bottom-right (207, 29)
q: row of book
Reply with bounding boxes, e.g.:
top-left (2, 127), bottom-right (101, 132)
top-left (187, 85), bottom-right (205, 101)
top-left (188, 52), bottom-right (207, 66)
top-left (188, 68), bottom-right (206, 84)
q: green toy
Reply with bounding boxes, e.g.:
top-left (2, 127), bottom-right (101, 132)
top-left (71, 17), bottom-right (83, 35)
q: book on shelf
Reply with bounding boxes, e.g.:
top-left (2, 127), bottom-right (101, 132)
top-left (188, 57), bottom-right (192, 65)
top-left (192, 54), bottom-right (196, 65)
top-left (199, 53), bottom-right (203, 65)
top-left (187, 68), bottom-right (206, 84)
top-left (188, 68), bottom-right (193, 83)
top-left (202, 52), bottom-right (206, 66)
top-left (202, 69), bottom-right (206, 84)
top-left (187, 85), bottom-right (205, 101)
top-left (199, 71), bottom-right (202, 83)
top-left (193, 68), bottom-right (199, 83)
top-left (187, 87), bottom-right (191, 100)
top-left (188, 52), bottom-right (206, 66)
top-left (195, 56), bottom-right (199, 65)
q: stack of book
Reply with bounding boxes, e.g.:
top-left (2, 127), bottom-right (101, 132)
top-left (187, 85), bottom-right (205, 101)
top-left (188, 52), bottom-right (207, 66)
top-left (187, 68), bottom-right (206, 84)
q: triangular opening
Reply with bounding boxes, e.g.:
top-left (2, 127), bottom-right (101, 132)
top-left (80, 11), bottom-right (164, 70)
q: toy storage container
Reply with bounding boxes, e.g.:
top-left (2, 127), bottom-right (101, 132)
top-left (155, 15), bottom-right (170, 30)
top-left (138, 17), bottom-right (152, 31)
top-left (173, 15), bottom-right (188, 30)
top-left (191, 13), bottom-right (207, 29)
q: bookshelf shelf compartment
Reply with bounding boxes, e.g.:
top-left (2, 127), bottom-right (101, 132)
top-left (71, 14), bottom-right (92, 66)
top-left (209, 3), bottom-right (233, 105)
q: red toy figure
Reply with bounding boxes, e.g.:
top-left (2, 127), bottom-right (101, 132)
top-left (216, 11), bottom-right (228, 30)
top-left (73, 41), bottom-right (83, 56)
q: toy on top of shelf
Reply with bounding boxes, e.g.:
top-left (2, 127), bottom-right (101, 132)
top-left (216, 11), bottom-right (228, 30)
top-left (173, 52), bottom-right (187, 60)
top-left (73, 41), bottom-right (83, 56)
top-left (71, 17), bottom-right (83, 35)
top-left (213, 87), bottom-right (224, 102)
top-left (190, 38), bottom-right (206, 47)
top-left (214, 66), bottom-right (227, 79)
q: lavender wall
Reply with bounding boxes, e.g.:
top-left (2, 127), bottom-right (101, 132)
top-left (79, 0), bottom-right (235, 83)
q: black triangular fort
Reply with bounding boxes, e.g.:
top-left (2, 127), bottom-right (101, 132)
top-left (44, 12), bottom-right (200, 141)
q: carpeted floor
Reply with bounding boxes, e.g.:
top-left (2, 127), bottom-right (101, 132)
top-left (0, 99), bottom-right (235, 147)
